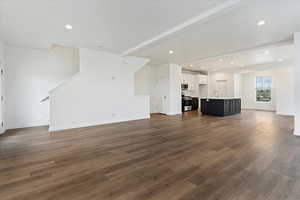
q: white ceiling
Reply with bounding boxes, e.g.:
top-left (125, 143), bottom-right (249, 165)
top-left (1, 0), bottom-right (299, 71)
top-left (130, 0), bottom-right (300, 67)
top-left (184, 44), bottom-right (295, 72)
top-left (0, 0), bottom-right (228, 52)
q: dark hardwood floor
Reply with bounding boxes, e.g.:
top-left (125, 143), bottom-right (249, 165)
top-left (1, 110), bottom-right (300, 200)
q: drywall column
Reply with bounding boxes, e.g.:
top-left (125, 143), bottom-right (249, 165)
top-left (168, 63), bottom-right (182, 115)
top-left (234, 73), bottom-right (241, 98)
top-left (294, 33), bottom-right (300, 136)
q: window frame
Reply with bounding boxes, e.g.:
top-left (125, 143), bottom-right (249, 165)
top-left (255, 76), bottom-right (273, 104)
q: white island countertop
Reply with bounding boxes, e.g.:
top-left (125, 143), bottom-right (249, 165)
top-left (201, 97), bottom-right (241, 100)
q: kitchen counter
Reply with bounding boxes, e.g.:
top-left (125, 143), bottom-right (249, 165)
top-left (201, 98), bottom-right (241, 116)
top-left (201, 97), bottom-right (241, 99)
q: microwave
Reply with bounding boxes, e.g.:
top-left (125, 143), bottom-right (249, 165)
top-left (181, 84), bottom-right (189, 90)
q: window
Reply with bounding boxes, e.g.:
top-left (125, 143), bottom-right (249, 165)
top-left (256, 76), bottom-right (272, 102)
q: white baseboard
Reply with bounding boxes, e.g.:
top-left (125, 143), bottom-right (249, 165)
top-left (242, 108), bottom-right (275, 112)
top-left (49, 115), bottom-right (150, 132)
top-left (276, 111), bottom-right (295, 116)
top-left (7, 122), bottom-right (49, 130)
top-left (167, 112), bottom-right (182, 116)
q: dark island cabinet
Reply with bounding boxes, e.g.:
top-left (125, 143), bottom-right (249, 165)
top-left (201, 98), bottom-right (241, 117)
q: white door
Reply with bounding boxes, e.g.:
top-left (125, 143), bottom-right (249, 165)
top-left (216, 80), bottom-right (228, 97)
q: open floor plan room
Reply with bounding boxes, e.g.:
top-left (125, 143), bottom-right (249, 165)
top-left (1, 111), bottom-right (300, 200)
top-left (1, 0), bottom-right (300, 199)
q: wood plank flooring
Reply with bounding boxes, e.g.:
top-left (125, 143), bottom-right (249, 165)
top-left (1, 110), bottom-right (300, 200)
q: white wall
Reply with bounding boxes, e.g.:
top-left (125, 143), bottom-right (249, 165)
top-left (241, 67), bottom-right (295, 114)
top-left (134, 65), bottom-right (164, 114)
top-left (234, 73), bottom-right (241, 98)
top-left (209, 72), bottom-right (235, 97)
top-left (151, 64), bottom-right (170, 114)
top-left (134, 65), bottom-right (155, 96)
top-left (294, 33), bottom-right (300, 136)
top-left (0, 41), bottom-right (5, 134)
top-left (135, 63), bottom-right (182, 115)
top-left (275, 66), bottom-right (295, 116)
top-left (168, 63), bottom-right (182, 115)
top-left (5, 45), bottom-right (79, 129)
top-left (50, 49), bottom-right (150, 131)
top-left (241, 70), bottom-right (276, 111)
top-left (135, 64), bottom-right (165, 113)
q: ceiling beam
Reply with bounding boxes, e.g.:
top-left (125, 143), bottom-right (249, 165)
top-left (121, 0), bottom-right (242, 56)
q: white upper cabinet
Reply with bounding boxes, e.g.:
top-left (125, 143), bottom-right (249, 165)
top-left (181, 73), bottom-right (196, 90)
top-left (189, 75), bottom-right (195, 90)
top-left (197, 74), bottom-right (208, 85)
top-left (181, 73), bottom-right (188, 84)
top-left (182, 73), bottom-right (208, 90)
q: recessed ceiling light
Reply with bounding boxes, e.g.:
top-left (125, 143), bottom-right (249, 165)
top-left (169, 50), bottom-right (174, 54)
top-left (278, 58), bottom-right (284, 62)
top-left (219, 59), bottom-right (223, 62)
top-left (230, 61), bottom-right (235, 65)
top-left (65, 24), bottom-right (73, 30)
top-left (189, 64), bottom-right (193, 67)
top-left (264, 50), bottom-right (269, 55)
top-left (257, 20), bottom-right (265, 26)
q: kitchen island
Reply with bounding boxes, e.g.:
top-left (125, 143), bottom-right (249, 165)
top-left (201, 98), bottom-right (241, 116)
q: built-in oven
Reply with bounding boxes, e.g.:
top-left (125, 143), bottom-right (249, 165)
top-left (181, 84), bottom-right (189, 90)
top-left (182, 96), bottom-right (193, 112)
top-left (184, 105), bottom-right (192, 112)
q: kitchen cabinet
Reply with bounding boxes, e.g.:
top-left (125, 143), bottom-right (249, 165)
top-left (181, 73), bottom-right (196, 91)
top-left (182, 73), bottom-right (208, 90)
top-left (197, 75), bottom-right (208, 85)
top-left (189, 75), bottom-right (195, 90)
top-left (181, 73), bottom-right (188, 84)
top-left (201, 98), bottom-right (241, 116)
